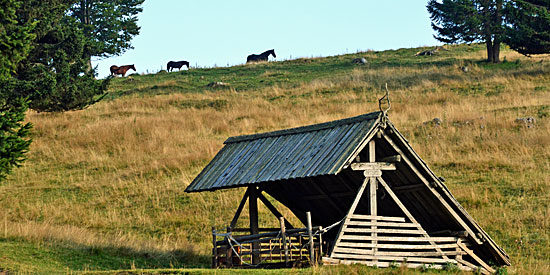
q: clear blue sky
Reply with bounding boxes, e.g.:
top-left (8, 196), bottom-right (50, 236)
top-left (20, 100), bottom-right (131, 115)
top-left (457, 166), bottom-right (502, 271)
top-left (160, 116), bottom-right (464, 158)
top-left (95, 0), bottom-right (439, 78)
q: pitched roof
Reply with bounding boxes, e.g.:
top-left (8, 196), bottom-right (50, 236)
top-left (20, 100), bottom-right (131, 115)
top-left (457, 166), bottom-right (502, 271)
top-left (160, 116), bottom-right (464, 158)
top-left (185, 111), bottom-right (381, 192)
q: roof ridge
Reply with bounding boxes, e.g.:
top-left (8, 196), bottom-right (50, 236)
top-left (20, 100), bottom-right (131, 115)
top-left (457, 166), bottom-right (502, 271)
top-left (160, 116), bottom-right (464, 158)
top-left (224, 111), bottom-right (382, 144)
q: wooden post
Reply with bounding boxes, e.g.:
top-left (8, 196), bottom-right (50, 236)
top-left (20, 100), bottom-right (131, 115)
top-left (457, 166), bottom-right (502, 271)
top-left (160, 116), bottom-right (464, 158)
top-left (230, 189), bottom-right (250, 229)
top-left (249, 186), bottom-right (260, 264)
top-left (212, 227), bottom-right (217, 268)
top-left (280, 216), bottom-right (289, 266)
top-left (226, 226), bottom-right (233, 267)
top-left (318, 226), bottom-right (323, 263)
top-left (368, 140), bottom-right (378, 264)
top-left (307, 211), bottom-right (315, 266)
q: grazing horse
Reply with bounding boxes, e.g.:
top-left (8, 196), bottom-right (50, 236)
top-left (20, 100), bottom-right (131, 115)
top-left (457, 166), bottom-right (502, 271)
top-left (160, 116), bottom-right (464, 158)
top-left (110, 64), bottom-right (136, 77)
top-left (167, 60), bottom-right (190, 72)
top-left (246, 49), bottom-right (276, 63)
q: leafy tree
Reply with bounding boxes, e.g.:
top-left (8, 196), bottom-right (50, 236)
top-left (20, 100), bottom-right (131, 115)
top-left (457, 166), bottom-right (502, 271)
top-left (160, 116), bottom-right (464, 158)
top-left (14, 0), bottom-right (109, 112)
top-left (0, 0), bottom-right (34, 180)
top-left (427, 0), bottom-right (505, 63)
top-left (69, 0), bottom-right (145, 69)
top-left (503, 0), bottom-right (550, 55)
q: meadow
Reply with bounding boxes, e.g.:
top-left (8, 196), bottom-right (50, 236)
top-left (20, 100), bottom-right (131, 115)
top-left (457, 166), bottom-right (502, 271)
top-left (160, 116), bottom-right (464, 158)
top-left (0, 44), bottom-right (548, 274)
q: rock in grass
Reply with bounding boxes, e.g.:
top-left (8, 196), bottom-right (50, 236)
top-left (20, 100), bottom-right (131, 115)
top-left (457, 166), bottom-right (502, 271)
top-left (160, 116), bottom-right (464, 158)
top-left (207, 81), bottom-right (229, 88)
top-left (352, 58), bottom-right (367, 64)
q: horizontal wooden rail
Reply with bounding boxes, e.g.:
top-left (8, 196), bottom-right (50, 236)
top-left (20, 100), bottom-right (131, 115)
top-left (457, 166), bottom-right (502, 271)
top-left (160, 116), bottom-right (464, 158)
top-left (339, 235), bottom-right (459, 242)
top-left (330, 253), bottom-right (459, 264)
top-left (336, 241), bottom-right (459, 250)
top-left (346, 221), bottom-right (418, 228)
top-left (350, 215), bottom-right (406, 222)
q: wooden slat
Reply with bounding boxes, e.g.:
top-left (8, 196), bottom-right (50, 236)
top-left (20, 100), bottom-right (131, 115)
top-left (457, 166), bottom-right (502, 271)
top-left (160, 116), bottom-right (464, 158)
top-left (343, 227), bottom-right (425, 234)
top-left (340, 235), bottom-right (458, 242)
top-left (333, 247), bottom-right (466, 257)
top-left (346, 221), bottom-right (418, 228)
top-left (350, 215), bottom-right (406, 222)
top-left (337, 242), bottom-right (459, 249)
top-left (347, 221), bottom-right (418, 228)
top-left (331, 253), bottom-right (458, 264)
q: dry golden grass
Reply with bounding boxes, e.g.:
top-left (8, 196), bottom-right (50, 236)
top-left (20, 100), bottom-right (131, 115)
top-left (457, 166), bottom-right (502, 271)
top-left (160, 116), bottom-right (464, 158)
top-left (1, 44), bottom-right (549, 273)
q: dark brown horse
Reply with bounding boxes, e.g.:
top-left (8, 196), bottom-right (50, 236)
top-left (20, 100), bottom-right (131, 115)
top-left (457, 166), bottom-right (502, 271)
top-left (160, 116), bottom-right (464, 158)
top-left (110, 64), bottom-right (136, 77)
top-left (247, 49), bottom-right (276, 63)
top-left (167, 61), bottom-right (190, 72)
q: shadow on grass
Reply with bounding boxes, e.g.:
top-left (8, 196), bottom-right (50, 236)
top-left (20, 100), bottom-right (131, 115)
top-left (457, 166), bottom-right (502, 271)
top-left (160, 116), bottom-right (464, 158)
top-left (0, 237), bottom-right (210, 273)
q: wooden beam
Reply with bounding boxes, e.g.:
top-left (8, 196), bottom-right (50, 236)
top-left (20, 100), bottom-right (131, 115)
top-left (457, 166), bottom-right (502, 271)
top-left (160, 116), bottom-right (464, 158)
top-left (380, 132), bottom-right (482, 245)
top-left (257, 192), bottom-right (294, 229)
top-left (248, 186), bottom-right (260, 264)
top-left (230, 189), bottom-right (250, 229)
top-left (351, 162), bottom-right (396, 171)
top-left (368, 140), bottom-right (378, 264)
top-left (392, 183), bottom-right (425, 193)
top-left (458, 240), bottom-right (495, 274)
top-left (379, 155), bottom-right (401, 163)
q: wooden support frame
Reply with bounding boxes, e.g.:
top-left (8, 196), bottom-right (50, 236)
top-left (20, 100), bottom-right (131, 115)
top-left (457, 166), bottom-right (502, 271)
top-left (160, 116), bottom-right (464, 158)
top-left (380, 131), bottom-right (482, 245)
top-left (377, 176), bottom-right (449, 260)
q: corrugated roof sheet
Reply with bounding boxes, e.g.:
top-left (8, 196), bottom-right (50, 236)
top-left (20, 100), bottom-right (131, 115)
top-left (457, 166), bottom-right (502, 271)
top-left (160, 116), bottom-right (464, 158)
top-left (185, 111), bottom-right (381, 192)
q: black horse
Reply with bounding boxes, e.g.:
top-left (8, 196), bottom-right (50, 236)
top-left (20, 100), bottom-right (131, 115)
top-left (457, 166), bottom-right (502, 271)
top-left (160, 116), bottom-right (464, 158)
top-left (246, 49), bottom-right (276, 63)
top-left (167, 60), bottom-right (190, 72)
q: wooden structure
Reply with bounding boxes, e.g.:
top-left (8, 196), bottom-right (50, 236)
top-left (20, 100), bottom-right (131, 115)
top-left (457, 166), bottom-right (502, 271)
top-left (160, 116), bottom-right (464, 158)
top-left (185, 111), bottom-right (510, 272)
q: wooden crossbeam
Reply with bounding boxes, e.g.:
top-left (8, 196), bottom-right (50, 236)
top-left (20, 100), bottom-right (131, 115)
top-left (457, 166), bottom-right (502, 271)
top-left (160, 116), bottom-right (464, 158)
top-left (458, 240), bottom-right (495, 274)
top-left (351, 162), bottom-right (396, 171)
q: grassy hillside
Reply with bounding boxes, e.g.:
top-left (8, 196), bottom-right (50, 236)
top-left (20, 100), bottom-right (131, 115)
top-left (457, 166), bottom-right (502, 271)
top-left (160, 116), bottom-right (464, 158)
top-left (0, 44), bottom-right (549, 274)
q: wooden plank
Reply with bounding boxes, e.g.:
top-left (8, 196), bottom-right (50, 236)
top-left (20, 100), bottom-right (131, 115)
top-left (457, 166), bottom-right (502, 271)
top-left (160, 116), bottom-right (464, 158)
top-left (257, 191), bottom-right (293, 229)
top-left (333, 247), bottom-right (465, 257)
top-left (230, 189), bottom-right (250, 229)
top-left (380, 131), bottom-right (481, 245)
top-left (346, 221), bottom-right (420, 228)
top-left (340, 235), bottom-right (459, 242)
top-left (331, 253), bottom-right (458, 264)
top-left (367, 138), bottom-right (378, 267)
top-left (343, 227), bottom-right (425, 234)
top-left (350, 214), bottom-right (406, 222)
top-left (377, 176), bottom-right (449, 260)
top-left (351, 162), bottom-right (396, 171)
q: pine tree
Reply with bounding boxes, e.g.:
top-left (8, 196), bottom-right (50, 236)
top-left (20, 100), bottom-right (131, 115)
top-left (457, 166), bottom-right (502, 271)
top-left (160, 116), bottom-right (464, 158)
top-left (427, 0), bottom-right (505, 63)
top-left (0, 0), bottom-right (34, 180)
top-left (69, 0), bottom-right (145, 70)
top-left (14, 0), bottom-right (109, 112)
top-left (504, 0), bottom-right (550, 55)
top-left (428, 0), bottom-right (550, 62)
